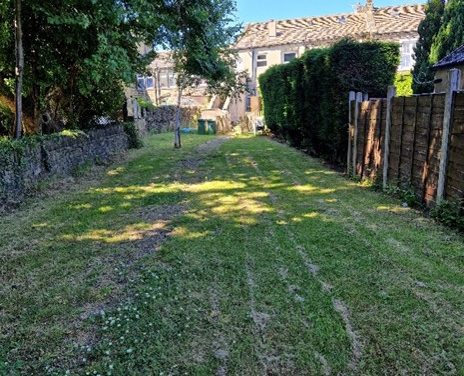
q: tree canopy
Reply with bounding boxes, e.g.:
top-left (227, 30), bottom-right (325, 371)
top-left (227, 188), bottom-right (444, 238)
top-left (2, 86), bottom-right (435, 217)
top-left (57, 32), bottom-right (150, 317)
top-left (412, 0), bottom-right (445, 94)
top-left (430, 0), bottom-right (464, 63)
top-left (0, 0), bottom-right (240, 135)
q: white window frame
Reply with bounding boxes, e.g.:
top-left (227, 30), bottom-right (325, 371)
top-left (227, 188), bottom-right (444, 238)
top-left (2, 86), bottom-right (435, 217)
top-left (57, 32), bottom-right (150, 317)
top-left (136, 74), bottom-right (154, 91)
top-left (256, 53), bottom-right (267, 68)
top-left (283, 52), bottom-right (297, 63)
top-left (399, 39), bottom-right (417, 71)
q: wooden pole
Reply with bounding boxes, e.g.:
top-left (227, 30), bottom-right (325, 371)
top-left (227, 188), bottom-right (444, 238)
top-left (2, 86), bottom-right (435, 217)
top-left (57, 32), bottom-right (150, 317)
top-left (347, 91), bottom-right (356, 175)
top-left (174, 83), bottom-right (183, 149)
top-left (382, 86), bottom-right (396, 189)
top-left (14, 0), bottom-right (23, 139)
top-left (436, 69), bottom-right (461, 203)
top-left (352, 92), bottom-right (363, 176)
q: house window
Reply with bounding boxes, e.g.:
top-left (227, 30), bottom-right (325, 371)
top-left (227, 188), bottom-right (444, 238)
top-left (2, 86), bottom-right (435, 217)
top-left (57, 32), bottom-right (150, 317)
top-left (168, 71), bottom-right (176, 87)
top-left (145, 76), bottom-right (154, 89)
top-left (257, 54), bottom-right (267, 68)
top-left (136, 75), bottom-right (154, 91)
top-left (283, 52), bottom-right (297, 63)
top-left (399, 40), bottom-right (417, 71)
top-left (159, 69), bottom-right (176, 88)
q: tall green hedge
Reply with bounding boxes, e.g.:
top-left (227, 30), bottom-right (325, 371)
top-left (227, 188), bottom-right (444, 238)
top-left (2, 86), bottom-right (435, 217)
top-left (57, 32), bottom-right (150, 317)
top-left (259, 38), bottom-right (399, 163)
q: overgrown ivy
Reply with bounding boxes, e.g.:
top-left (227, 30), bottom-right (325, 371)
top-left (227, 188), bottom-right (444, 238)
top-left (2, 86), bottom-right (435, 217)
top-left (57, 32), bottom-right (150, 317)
top-left (0, 129), bottom-right (84, 161)
top-left (123, 122), bottom-right (144, 149)
top-left (259, 38), bottom-right (399, 163)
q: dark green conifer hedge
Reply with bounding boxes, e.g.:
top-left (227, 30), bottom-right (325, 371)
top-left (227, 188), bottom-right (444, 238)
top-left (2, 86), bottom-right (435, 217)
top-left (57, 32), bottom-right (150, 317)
top-left (259, 38), bottom-right (399, 163)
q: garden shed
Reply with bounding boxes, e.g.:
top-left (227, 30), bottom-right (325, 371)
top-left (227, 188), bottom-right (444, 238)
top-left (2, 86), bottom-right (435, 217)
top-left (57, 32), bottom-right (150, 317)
top-left (434, 45), bottom-right (464, 92)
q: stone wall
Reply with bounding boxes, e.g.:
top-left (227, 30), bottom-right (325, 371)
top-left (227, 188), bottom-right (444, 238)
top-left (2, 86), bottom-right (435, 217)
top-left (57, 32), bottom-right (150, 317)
top-left (0, 124), bottom-right (128, 206)
top-left (142, 105), bottom-right (200, 133)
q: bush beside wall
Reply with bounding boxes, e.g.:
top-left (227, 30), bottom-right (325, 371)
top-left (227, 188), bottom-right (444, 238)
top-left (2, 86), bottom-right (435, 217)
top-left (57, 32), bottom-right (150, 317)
top-left (259, 38), bottom-right (400, 163)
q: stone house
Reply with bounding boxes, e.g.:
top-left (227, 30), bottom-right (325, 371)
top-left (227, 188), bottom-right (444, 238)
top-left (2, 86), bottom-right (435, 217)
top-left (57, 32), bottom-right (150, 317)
top-left (129, 1), bottom-right (426, 121)
top-left (433, 45), bottom-right (464, 93)
top-left (126, 52), bottom-right (210, 117)
top-left (235, 1), bottom-right (425, 105)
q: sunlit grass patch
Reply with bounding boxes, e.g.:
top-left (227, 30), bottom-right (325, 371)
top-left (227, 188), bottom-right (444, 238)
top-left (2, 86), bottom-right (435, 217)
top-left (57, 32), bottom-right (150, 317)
top-left (1, 133), bottom-right (463, 375)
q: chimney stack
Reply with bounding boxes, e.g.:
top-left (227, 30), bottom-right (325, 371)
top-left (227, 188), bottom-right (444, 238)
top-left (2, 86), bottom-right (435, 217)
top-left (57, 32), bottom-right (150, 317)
top-left (268, 20), bottom-right (277, 37)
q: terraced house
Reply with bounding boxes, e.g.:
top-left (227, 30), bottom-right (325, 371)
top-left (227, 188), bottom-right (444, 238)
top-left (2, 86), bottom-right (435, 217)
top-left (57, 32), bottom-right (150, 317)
top-left (231, 0), bottom-right (425, 115)
top-left (132, 1), bottom-right (426, 120)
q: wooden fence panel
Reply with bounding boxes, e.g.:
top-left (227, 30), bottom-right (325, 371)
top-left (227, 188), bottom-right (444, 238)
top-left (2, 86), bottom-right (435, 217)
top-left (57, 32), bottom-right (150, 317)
top-left (398, 96), bottom-right (417, 185)
top-left (347, 89), bottom-right (464, 206)
top-left (361, 99), bottom-right (385, 179)
top-left (412, 95), bottom-right (434, 200)
top-left (388, 97), bottom-right (405, 182)
top-left (356, 101), bottom-right (369, 176)
top-left (423, 94), bottom-right (446, 203)
top-left (446, 92), bottom-right (464, 201)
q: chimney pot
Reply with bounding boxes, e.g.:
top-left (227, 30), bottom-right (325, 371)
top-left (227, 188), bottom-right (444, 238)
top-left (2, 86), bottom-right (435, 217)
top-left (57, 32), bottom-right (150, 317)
top-left (268, 20), bottom-right (277, 38)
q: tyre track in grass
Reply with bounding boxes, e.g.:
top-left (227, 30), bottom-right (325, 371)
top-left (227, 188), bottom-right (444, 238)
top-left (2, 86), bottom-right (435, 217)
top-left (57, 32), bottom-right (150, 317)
top-left (263, 139), bottom-right (462, 373)
top-left (224, 151), bottom-right (281, 375)
top-left (241, 150), bottom-right (356, 375)
top-left (269, 144), bottom-right (464, 333)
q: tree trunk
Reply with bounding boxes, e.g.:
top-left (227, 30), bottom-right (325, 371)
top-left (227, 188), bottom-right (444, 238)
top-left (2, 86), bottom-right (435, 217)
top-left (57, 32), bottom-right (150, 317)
top-left (174, 87), bottom-right (182, 148)
top-left (14, 0), bottom-right (24, 139)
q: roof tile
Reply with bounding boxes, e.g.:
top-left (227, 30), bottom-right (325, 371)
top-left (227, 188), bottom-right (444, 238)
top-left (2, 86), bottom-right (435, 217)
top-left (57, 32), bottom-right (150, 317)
top-left (235, 4), bottom-right (425, 50)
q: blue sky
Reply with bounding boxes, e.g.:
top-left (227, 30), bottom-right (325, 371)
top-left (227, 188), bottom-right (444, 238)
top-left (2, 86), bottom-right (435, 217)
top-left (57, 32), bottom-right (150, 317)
top-left (235, 0), bottom-right (425, 23)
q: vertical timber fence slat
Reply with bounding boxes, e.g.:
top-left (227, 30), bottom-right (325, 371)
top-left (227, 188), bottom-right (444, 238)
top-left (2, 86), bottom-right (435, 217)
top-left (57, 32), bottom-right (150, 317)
top-left (347, 91), bottom-right (356, 175)
top-left (422, 95), bottom-right (435, 204)
top-left (437, 68), bottom-right (462, 203)
top-left (409, 96), bottom-right (419, 187)
top-left (352, 92), bottom-right (363, 176)
top-left (361, 99), bottom-right (370, 179)
top-left (397, 96), bottom-right (406, 183)
top-left (383, 86), bottom-right (396, 189)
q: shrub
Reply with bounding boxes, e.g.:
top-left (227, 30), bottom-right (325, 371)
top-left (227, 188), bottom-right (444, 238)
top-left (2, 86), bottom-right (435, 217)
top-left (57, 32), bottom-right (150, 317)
top-left (259, 38), bottom-right (399, 163)
top-left (0, 102), bottom-right (14, 137)
top-left (395, 73), bottom-right (413, 96)
top-left (123, 122), bottom-right (143, 149)
top-left (430, 199), bottom-right (464, 232)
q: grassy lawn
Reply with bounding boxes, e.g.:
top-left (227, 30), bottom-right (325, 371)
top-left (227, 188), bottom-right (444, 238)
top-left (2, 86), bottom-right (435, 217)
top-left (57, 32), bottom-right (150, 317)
top-left (1, 133), bottom-right (463, 375)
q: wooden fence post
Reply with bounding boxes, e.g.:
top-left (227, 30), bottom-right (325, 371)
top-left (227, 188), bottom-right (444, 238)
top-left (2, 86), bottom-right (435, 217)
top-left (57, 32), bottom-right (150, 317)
top-left (437, 69), bottom-right (461, 203)
top-left (352, 92), bottom-right (363, 176)
top-left (382, 85), bottom-right (396, 189)
top-left (347, 91), bottom-right (356, 175)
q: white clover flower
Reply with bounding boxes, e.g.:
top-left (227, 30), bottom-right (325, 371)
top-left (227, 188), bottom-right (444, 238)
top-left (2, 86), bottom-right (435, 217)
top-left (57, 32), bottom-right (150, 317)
top-left (126, 348), bottom-right (133, 354)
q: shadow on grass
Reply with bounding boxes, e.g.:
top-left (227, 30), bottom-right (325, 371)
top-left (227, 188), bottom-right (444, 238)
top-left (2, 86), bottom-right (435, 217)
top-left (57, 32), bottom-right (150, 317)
top-left (2, 135), bottom-right (462, 374)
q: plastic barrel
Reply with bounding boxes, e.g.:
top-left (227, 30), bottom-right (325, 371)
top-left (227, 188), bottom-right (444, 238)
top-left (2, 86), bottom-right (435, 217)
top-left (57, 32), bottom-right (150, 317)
top-left (207, 120), bottom-right (217, 135)
top-left (198, 119), bottom-right (207, 135)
